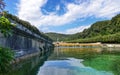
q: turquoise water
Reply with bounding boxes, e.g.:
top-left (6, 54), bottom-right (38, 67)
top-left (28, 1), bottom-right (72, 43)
top-left (6, 47), bottom-right (120, 75)
top-left (37, 58), bottom-right (113, 75)
top-left (36, 47), bottom-right (120, 75)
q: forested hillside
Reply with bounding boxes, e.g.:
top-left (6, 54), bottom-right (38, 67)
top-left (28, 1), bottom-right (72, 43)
top-left (45, 32), bottom-right (70, 41)
top-left (46, 14), bottom-right (120, 43)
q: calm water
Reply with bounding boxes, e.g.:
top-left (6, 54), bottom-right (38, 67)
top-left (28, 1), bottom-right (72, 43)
top-left (6, 46), bottom-right (120, 75)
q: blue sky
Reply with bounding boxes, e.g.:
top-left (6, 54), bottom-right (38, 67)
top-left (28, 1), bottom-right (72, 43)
top-left (4, 0), bottom-right (120, 34)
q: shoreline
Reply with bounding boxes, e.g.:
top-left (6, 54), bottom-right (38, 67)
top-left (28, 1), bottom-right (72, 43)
top-left (54, 42), bottom-right (120, 48)
top-left (102, 44), bottom-right (120, 48)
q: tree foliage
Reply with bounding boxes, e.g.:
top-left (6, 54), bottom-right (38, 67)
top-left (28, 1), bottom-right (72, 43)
top-left (46, 32), bottom-right (70, 41)
top-left (0, 16), bottom-right (14, 37)
top-left (68, 32), bottom-right (120, 43)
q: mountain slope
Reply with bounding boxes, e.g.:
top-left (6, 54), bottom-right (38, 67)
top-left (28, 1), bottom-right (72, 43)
top-left (46, 14), bottom-right (120, 43)
top-left (45, 32), bottom-right (70, 41)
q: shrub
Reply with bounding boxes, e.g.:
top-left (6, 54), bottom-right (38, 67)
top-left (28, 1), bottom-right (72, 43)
top-left (0, 47), bottom-right (14, 73)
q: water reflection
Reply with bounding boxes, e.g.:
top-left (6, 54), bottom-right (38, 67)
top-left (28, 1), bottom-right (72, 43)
top-left (37, 47), bottom-right (120, 75)
top-left (6, 50), bottom-right (53, 75)
top-left (37, 58), bottom-right (113, 75)
top-left (6, 47), bottom-right (120, 75)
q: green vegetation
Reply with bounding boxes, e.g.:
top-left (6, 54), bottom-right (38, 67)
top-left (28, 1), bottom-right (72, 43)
top-left (0, 47), bottom-right (14, 73)
top-left (0, 16), bottom-right (15, 37)
top-left (68, 32), bottom-right (120, 43)
top-left (0, 16), bottom-right (14, 74)
top-left (46, 14), bottom-right (120, 43)
top-left (0, 1), bottom-right (15, 74)
top-left (45, 32), bottom-right (70, 41)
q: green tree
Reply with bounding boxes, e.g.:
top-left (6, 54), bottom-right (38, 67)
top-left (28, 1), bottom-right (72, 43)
top-left (0, 16), bottom-right (14, 37)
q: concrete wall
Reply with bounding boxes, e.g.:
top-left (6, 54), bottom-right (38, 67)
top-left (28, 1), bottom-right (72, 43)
top-left (0, 28), bottom-right (53, 58)
top-left (0, 33), bottom-right (41, 51)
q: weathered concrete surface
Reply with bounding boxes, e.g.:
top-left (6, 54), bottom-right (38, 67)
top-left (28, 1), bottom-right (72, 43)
top-left (0, 20), bottom-right (53, 58)
top-left (0, 31), bottom-right (53, 58)
top-left (0, 32), bottom-right (50, 50)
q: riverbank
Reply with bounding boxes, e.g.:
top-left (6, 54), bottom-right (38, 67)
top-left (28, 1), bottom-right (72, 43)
top-left (102, 44), bottom-right (120, 48)
top-left (54, 42), bottom-right (102, 47)
top-left (54, 42), bottom-right (120, 48)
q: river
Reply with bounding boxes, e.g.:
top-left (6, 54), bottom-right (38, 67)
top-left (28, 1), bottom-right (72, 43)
top-left (6, 46), bottom-right (120, 75)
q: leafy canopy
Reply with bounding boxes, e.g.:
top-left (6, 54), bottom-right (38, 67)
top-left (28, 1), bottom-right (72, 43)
top-left (0, 16), bottom-right (14, 37)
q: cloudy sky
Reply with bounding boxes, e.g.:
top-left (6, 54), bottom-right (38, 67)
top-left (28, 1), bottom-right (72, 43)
top-left (4, 0), bottom-right (120, 34)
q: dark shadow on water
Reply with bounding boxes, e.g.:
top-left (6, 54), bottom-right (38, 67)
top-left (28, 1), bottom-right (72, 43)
top-left (4, 49), bottom-right (54, 75)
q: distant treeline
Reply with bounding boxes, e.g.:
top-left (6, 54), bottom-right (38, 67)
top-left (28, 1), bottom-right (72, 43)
top-left (68, 32), bottom-right (120, 43)
top-left (46, 14), bottom-right (120, 43)
top-left (45, 32), bottom-right (71, 41)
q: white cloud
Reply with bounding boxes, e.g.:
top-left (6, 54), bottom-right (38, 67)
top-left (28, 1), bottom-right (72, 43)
top-left (17, 0), bottom-right (120, 33)
top-left (56, 5), bottom-right (60, 11)
top-left (40, 26), bottom-right (56, 33)
top-left (65, 25), bottom-right (90, 34)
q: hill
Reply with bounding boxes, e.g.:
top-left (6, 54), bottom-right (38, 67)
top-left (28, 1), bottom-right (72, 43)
top-left (46, 14), bottom-right (120, 43)
top-left (45, 32), bottom-right (70, 41)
